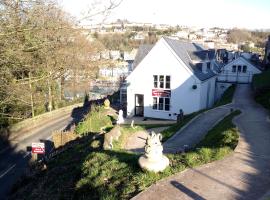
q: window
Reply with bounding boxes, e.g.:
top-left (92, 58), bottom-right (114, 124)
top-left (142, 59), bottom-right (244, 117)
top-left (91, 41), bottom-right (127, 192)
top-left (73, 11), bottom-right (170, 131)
top-left (232, 65), bottom-right (236, 72)
top-left (237, 65), bottom-right (242, 73)
top-left (153, 75), bottom-right (171, 89)
top-left (207, 62), bottom-right (211, 69)
top-left (158, 97), bottom-right (163, 110)
top-left (165, 76), bottom-right (171, 89)
top-left (153, 97), bottom-right (170, 111)
top-left (243, 65), bottom-right (247, 73)
top-left (165, 98), bottom-right (170, 111)
top-left (153, 97), bottom-right (157, 109)
top-left (159, 75), bottom-right (164, 88)
top-left (153, 75), bottom-right (158, 88)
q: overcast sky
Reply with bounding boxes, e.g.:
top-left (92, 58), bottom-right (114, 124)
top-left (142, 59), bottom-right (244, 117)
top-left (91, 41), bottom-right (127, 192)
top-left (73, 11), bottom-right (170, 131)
top-left (60, 0), bottom-right (270, 29)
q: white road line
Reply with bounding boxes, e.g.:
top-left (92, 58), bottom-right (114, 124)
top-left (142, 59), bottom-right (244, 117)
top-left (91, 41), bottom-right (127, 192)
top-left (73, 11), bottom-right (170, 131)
top-left (0, 124), bottom-right (68, 179)
top-left (0, 164), bottom-right (16, 179)
top-left (23, 152), bottom-right (30, 158)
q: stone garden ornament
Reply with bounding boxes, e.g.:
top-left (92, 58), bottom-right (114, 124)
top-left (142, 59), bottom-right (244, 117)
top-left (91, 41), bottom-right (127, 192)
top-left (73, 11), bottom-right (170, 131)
top-left (138, 131), bottom-right (169, 172)
top-left (117, 109), bottom-right (124, 125)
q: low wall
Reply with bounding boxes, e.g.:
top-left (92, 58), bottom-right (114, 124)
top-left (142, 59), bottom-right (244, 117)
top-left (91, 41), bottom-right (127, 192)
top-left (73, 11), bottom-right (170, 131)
top-left (10, 103), bottom-right (83, 134)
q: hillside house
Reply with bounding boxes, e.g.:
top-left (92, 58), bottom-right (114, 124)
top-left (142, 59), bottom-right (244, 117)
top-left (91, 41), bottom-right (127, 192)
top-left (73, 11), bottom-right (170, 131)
top-left (126, 37), bottom-right (217, 120)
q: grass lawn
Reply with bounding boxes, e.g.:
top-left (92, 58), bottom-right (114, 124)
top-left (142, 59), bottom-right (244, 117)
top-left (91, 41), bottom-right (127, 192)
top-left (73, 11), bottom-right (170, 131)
top-left (253, 70), bottom-right (270, 89)
top-left (75, 105), bottom-right (116, 135)
top-left (10, 110), bottom-right (241, 200)
top-left (214, 84), bottom-right (236, 107)
top-left (253, 70), bottom-right (270, 111)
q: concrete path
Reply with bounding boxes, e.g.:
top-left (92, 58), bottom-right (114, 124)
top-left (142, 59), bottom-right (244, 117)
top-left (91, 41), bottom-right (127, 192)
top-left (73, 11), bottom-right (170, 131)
top-left (125, 127), bottom-right (168, 153)
top-left (133, 84), bottom-right (270, 200)
top-left (164, 106), bottom-right (231, 153)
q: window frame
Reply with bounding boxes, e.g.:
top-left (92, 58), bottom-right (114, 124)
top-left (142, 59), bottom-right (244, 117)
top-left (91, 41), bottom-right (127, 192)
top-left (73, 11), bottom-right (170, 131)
top-left (243, 65), bottom-right (247, 73)
top-left (237, 65), bottom-right (242, 73)
top-left (152, 97), bottom-right (170, 111)
top-left (232, 65), bottom-right (236, 73)
top-left (153, 75), bottom-right (171, 89)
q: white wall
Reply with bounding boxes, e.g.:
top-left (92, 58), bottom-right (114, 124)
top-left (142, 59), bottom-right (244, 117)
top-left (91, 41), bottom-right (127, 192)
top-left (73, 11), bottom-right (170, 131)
top-left (200, 76), bottom-right (216, 109)
top-left (218, 57), bottom-right (261, 83)
top-left (127, 38), bottom-right (202, 120)
top-left (215, 82), bottom-right (232, 101)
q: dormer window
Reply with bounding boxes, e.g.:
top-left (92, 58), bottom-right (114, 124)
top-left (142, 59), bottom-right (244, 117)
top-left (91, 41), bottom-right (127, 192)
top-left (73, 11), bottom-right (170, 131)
top-left (243, 65), bottom-right (247, 73)
top-left (232, 65), bottom-right (236, 72)
top-left (237, 65), bottom-right (242, 72)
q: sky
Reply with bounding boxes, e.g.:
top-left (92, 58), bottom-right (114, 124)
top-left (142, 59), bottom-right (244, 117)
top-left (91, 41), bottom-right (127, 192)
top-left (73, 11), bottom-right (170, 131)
top-left (59, 0), bottom-right (270, 29)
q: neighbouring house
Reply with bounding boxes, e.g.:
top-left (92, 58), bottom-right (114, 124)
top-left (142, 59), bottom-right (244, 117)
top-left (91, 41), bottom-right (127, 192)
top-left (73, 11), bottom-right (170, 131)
top-left (125, 37), bottom-right (217, 120)
top-left (217, 56), bottom-right (261, 83)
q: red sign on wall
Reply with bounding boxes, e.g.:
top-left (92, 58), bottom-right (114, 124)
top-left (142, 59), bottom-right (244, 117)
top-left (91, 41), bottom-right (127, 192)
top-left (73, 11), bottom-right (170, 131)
top-left (152, 89), bottom-right (171, 97)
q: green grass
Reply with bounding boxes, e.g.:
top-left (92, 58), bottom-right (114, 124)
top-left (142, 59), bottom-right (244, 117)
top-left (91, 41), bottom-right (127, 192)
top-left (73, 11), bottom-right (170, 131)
top-left (255, 91), bottom-right (270, 111)
top-left (253, 70), bottom-right (270, 111)
top-left (10, 111), bottom-right (241, 200)
top-left (75, 105), bottom-right (116, 135)
top-left (253, 70), bottom-right (270, 89)
top-left (214, 84), bottom-right (236, 107)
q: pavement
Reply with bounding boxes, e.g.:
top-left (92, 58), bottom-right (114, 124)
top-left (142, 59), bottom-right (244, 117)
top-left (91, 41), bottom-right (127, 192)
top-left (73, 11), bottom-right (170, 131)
top-left (123, 117), bottom-right (176, 125)
top-left (163, 106), bottom-right (231, 153)
top-left (132, 84), bottom-right (270, 200)
top-left (0, 103), bottom-right (90, 199)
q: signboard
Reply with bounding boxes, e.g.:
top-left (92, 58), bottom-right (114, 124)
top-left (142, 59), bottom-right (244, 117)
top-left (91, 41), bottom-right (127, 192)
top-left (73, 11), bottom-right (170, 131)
top-left (32, 142), bottom-right (45, 154)
top-left (152, 89), bottom-right (171, 97)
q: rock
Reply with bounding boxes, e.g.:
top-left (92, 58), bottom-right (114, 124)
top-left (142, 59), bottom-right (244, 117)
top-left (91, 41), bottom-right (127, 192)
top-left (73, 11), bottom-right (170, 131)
top-left (138, 131), bottom-right (169, 172)
top-left (103, 125), bottom-right (121, 150)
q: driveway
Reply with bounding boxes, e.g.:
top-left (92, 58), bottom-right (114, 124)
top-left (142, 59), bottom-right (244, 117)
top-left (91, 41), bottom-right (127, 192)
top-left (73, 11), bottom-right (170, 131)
top-left (133, 84), bottom-right (270, 200)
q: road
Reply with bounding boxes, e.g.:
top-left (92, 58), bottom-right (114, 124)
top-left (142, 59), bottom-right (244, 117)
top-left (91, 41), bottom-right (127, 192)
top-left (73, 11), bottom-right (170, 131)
top-left (0, 104), bottom-right (90, 199)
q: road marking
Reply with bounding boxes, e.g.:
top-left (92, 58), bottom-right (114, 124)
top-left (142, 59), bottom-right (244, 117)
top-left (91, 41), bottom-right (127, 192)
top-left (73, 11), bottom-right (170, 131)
top-left (0, 124), bottom-right (69, 179)
top-left (0, 164), bottom-right (16, 179)
top-left (23, 152), bottom-right (30, 158)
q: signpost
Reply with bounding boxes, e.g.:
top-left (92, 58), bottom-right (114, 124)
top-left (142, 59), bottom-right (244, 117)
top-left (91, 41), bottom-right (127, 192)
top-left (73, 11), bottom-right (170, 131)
top-left (32, 142), bottom-right (45, 154)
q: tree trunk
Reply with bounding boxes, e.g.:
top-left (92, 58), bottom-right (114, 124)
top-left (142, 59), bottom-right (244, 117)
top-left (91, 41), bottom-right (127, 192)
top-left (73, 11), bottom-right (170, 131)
top-left (29, 72), bottom-right (35, 118)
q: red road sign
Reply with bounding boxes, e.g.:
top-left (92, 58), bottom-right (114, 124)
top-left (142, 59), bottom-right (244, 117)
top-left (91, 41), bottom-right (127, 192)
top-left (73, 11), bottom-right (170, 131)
top-left (32, 143), bottom-right (45, 154)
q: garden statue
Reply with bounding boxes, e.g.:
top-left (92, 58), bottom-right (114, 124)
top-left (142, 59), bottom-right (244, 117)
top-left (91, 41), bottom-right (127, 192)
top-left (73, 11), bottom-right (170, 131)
top-left (104, 99), bottom-right (110, 109)
top-left (138, 131), bottom-right (169, 172)
top-left (117, 109), bottom-right (124, 125)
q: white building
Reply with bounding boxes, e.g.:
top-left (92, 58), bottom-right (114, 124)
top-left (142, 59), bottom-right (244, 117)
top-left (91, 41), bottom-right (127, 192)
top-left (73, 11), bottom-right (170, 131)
top-left (126, 37), bottom-right (217, 120)
top-left (217, 56), bottom-right (261, 83)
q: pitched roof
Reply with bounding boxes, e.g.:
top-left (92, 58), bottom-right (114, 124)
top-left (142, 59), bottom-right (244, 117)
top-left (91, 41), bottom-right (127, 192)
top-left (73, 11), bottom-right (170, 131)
top-left (163, 37), bottom-right (216, 81)
top-left (133, 44), bottom-right (154, 68)
top-left (188, 49), bottom-right (216, 61)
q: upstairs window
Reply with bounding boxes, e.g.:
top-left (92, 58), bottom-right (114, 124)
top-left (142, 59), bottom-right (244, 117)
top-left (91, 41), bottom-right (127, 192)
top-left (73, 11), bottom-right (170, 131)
top-left (153, 75), bottom-right (171, 89)
top-left (165, 76), bottom-right (171, 89)
top-left (159, 75), bottom-right (164, 88)
top-left (153, 75), bottom-right (158, 88)
top-left (207, 62), bottom-right (211, 69)
top-left (232, 65), bottom-right (236, 73)
top-left (243, 65), bottom-right (247, 73)
top-left (237, 65), bottom-right (242, 73)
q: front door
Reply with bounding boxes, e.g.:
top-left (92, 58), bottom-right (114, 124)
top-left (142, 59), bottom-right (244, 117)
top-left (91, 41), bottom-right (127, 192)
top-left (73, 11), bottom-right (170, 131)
top-left (135, 94), bottom-right (144, 116)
